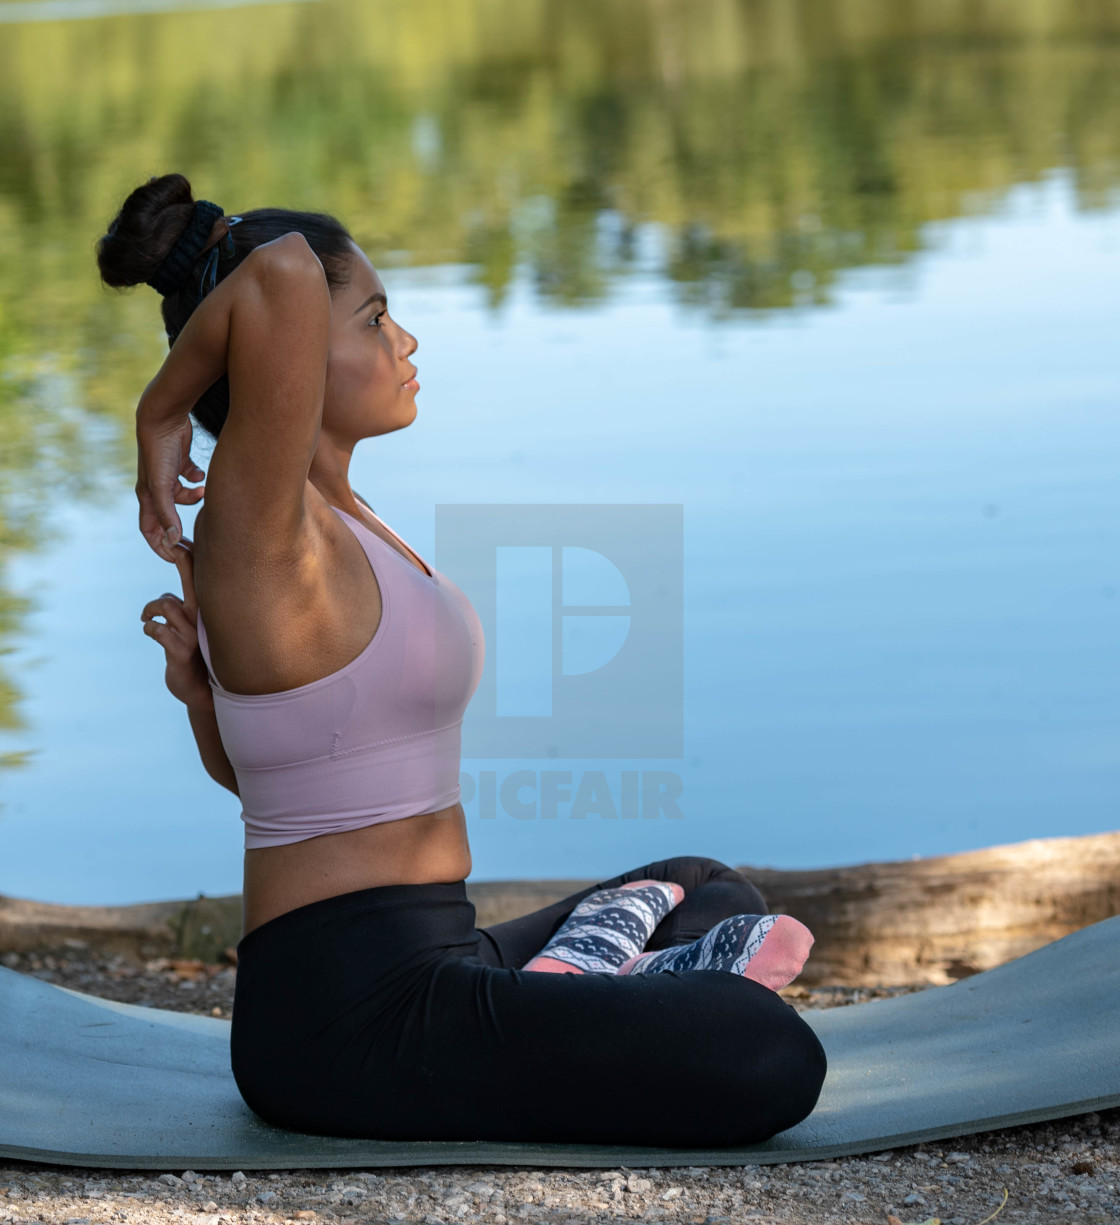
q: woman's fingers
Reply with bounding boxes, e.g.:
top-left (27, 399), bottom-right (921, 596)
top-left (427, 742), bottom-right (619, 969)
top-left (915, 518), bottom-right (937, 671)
top-left (164, 602), bottom-right (199, 643)
top-left (136, 415), bottom-right (198, 558)
top-left (140, 578), bottom-right (213, 709)
top-left (136, 450), bottom-right (180, 555)
top-left (141, 593), bottom-right (198, 643)
top-left (138, 484), bottom-right (202, 561)
top-left (141, 616), bottom-right (192, 661)
top-left (138, 488), bottom-right (176, 561)
top-left (140, 592), bottom-right (190, 624)
top-left (140, 591), bottom-right (180, 618)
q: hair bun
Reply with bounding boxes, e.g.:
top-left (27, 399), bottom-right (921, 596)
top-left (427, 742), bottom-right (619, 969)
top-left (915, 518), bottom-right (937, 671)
top-left (97, 173), bottom-right (196, 290)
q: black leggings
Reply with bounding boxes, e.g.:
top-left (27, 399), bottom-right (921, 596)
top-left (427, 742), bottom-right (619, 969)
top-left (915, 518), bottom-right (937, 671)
top-left (230, 856), bottom-right (827, 1149)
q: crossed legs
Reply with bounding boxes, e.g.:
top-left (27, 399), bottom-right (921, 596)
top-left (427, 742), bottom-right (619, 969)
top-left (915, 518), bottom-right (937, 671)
top-left (474, 855), bottom-right (769, 970)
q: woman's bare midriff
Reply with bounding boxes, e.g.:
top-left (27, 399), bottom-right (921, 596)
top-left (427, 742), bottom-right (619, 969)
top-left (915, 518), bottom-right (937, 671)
top-left (242, 801), bottom-right (472, 938)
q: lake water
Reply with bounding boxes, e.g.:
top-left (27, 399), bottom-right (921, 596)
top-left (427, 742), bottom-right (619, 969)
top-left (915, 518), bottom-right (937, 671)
top-left (1, 0), bottom-right (1118, 905)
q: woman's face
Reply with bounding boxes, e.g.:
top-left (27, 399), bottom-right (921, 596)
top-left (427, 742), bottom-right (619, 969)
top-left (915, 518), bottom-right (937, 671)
top-left (321, 242), bottom-right (419, 445)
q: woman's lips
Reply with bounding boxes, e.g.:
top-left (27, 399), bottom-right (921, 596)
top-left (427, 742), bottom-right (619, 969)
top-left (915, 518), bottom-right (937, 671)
top-left (402, 369), bottom-right (419, 391)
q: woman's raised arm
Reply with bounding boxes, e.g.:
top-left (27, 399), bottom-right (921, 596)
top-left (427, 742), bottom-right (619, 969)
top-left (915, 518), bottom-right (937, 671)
top-left (135, 231), bottom-right (331, 562)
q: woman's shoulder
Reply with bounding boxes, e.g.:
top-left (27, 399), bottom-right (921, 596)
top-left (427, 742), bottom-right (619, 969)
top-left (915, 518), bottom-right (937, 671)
top-left (190, 482), bottom-right (379, 695)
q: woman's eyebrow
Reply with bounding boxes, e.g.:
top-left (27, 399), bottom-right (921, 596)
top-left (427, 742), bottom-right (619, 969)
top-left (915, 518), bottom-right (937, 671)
top-left (353, 292), bottom-right (387, 316)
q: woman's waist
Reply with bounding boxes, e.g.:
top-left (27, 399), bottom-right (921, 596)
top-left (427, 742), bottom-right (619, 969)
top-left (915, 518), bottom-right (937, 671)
top-left (241, 802), bottom-right (472, 939)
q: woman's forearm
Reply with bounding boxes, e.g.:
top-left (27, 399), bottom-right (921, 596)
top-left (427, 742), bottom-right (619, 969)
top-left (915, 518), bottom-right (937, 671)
top-left (188, 703), bottom-right (240, 796)
top-left (139, 261), bottom-right (239, 425)
top-left (139, 237), bottom-right (304, 426)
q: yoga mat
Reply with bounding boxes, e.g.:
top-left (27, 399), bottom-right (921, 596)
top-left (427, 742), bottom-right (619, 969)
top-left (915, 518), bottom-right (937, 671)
top-left (2, 916), bottom-right (1118, 1170)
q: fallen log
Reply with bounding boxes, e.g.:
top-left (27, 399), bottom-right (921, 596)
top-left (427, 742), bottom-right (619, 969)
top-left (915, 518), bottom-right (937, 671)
top-left (740, 830), bottom-right (1120, 986)
top-left (1, 831), bottom-right (1117, 986)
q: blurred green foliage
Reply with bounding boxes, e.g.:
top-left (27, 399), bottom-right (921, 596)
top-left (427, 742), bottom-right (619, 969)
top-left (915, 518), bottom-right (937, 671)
top-left (0, 0), bottom-right (1118, 760)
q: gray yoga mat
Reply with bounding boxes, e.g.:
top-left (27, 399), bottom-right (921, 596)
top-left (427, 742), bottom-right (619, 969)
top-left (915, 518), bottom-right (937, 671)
top-left (2, 916), bottom-right (1118, 1170)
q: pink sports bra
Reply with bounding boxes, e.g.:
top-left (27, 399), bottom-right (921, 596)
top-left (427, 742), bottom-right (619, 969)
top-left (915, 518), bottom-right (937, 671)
top-left (195, 503), bottom-right (485, 849)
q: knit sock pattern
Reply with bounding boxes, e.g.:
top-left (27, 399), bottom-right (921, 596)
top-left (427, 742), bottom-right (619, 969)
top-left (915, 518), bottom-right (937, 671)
top-left (522, 880), bottom-right (685, 974)
top-left (616, 912), bottom-right (814, 992)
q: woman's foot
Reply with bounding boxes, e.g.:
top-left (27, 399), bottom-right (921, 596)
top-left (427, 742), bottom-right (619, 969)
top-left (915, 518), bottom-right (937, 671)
top-left (522, 880), bottom-right (685, 975)
top-left (615, 913), bottom-right (814, 992)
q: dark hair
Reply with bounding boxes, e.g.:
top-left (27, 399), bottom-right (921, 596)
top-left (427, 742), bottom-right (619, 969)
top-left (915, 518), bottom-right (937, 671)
top-left (96, 173), bottom-right (355, 439)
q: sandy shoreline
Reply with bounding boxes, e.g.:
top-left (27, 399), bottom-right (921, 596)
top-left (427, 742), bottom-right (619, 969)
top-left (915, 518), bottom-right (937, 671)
top-left (1, 947), bottom-right (1118, 1224)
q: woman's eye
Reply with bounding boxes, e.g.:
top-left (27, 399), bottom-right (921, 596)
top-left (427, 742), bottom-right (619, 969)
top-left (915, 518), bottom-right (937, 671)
top-left (368, 311), bottom-right (387, 329)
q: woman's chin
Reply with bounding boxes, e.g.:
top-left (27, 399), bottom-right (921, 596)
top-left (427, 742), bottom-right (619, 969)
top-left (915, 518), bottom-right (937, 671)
top-left (384, 401), bottom-right (419, 433)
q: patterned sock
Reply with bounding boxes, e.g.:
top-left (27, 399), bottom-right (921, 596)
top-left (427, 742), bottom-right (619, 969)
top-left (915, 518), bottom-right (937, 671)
top-left (522, 880), bottom-right (686, 975)
top-left (615, 913), bottom-right (814, 992)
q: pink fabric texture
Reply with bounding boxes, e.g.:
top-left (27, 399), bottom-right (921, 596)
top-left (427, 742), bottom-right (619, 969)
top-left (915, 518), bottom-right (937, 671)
top-left (195, 505), bottom-right (485, 848)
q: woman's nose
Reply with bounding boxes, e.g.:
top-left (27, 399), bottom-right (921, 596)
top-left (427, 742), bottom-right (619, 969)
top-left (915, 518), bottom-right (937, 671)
top-left (401, 328), bottom-right (418, 358)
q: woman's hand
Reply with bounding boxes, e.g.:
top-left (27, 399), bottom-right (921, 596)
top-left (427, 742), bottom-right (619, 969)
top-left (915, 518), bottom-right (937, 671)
top-left (140, 539), bottom-right (213, 711)
top-left (135, 384), bottom-right (207, 563)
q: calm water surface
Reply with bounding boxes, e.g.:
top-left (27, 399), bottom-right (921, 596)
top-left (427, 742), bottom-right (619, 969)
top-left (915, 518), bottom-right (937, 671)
top-left (1, 0), bottom-right (1118, 904)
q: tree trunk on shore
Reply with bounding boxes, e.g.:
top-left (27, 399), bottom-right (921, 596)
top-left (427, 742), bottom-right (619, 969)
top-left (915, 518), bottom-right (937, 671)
top-left (2, 831), bottom-right (1117, 987)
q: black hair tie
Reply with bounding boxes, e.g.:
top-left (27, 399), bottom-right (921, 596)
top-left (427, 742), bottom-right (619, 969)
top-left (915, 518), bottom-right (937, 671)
top-left (146, 200), bottom-right (225, 297)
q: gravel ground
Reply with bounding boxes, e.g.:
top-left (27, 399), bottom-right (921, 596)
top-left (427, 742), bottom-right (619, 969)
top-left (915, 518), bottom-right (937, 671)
top-left (2, 949), bottom-right (1117, 1225)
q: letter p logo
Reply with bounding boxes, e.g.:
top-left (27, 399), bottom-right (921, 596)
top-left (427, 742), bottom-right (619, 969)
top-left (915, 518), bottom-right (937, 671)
top-left (435, 504), bottom-right (682, 759)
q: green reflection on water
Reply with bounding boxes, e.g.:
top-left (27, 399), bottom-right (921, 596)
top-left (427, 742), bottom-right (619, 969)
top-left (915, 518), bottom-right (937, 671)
top-left (0, 0), bottom-right (1119, 762)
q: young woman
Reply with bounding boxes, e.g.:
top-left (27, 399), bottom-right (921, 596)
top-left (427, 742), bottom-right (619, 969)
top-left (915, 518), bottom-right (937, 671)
top-left (99, 173), bottom-right (826, 1148)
